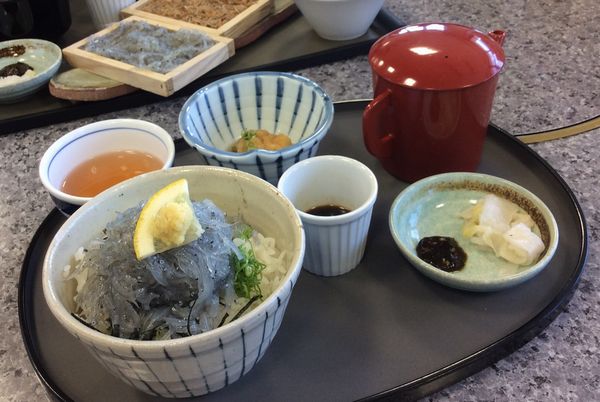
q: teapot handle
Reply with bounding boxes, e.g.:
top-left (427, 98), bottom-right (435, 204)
top-left (488, 30), bottom-right (506, 46)
top-left (363, 89), bottom-right (394, 159)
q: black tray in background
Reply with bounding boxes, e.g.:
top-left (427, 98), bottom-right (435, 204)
top-left (19, 101), bottom-right (587, 401)
top-left (0, 1), bottom-right (403, 135)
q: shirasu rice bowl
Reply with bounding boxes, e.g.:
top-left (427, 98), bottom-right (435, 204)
top-left (42, 166), bottom-right (305, 397)
top-left (64, 199), bottom-right (289, 340)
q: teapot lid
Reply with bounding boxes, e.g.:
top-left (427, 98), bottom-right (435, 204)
top-left (369, 23), bottom-right (505, 90)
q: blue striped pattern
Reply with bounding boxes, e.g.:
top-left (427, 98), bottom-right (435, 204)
top-left (71, 275), bottom-right (298, 398)
top-left (179, 72), bottom-right (334, 184)
top-left (303, 208), bottom-right (374, 276)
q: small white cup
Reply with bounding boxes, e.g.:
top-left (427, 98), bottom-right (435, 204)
top-left (294, 0), bottom-right (385, 41)
top-left (39, 118), bottom-right (175, 216)
top-left (85, 0), bottom-right (135, 30)
top-left (278, 155), bottom-right (378, 276)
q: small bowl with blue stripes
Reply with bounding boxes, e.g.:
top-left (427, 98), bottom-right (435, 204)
top-left (179, 71), bottom-right (334, 184)
top-left (39, 118), bottom-right (175, 216)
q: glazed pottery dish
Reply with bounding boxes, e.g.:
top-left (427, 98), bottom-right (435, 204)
top-left (42, 166), bottom-right (305, 397)
top-left (363, 23), bottom-right (506, 182)
top-left (278, 155), bottom-right (378, 276)
top-left (179, 71), bottom-right (334, 184)
top-left (294, 0), bottom-right (385, 41)
top-left (389, 172), bottom-right (559, 292)
top-left (39, 119), bottom-right (175, 215)
top-left (0, 38), bottom-right (62, 103)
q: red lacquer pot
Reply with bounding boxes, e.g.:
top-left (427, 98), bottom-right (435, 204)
top-left (363, 23), bottom-right (506, 182)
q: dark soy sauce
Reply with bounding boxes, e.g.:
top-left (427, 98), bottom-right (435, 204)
top-left (305, 204), bottom-right (352, 216)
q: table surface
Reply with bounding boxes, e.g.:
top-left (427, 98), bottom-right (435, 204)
top-left (1, 0), bottom-right (599, 401)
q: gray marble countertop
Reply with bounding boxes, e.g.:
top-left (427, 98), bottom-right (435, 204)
top-left (1, 0), bottom-right (598, 401)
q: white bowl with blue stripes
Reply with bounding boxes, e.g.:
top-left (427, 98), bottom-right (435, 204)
top-left (42, 166), bottom-right (305, 398)
top-left (179, 71), bottom-right (334, 184)
top-left (38, 119), bottom-right (175, 216)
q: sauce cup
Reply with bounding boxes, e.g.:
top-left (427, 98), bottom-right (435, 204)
top-left (278, 155), bottom-right (378, 276)
top-left (39, 118), bottom-right (175, 216)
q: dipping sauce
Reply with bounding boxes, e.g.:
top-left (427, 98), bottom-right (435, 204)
top-left (61, 150), bottom-right (163, 197)
top-left (416, 236), bottom-right (467, 272)
top-left (305, 204), bottom-right (352, 216)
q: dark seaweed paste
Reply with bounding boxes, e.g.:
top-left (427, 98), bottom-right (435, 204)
top-left (0, 45), bottom-right (26, 58)
top-left (0, 62), bottom-right (33, 78)
top-left (416, 236), bottom-right (467, 272)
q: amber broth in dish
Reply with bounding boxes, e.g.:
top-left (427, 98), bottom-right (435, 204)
top-left (61, 150), bottom-right (163, 197)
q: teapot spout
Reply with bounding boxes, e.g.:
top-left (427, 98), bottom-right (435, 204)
top-left (488, 30), bottom-right (506, 46)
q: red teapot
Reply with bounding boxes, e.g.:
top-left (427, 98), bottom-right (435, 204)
top-left (363, 23), bottom-right (506, 182)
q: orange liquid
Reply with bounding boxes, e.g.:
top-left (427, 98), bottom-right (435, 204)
top-left (61, 150), bottom-right (164, 197)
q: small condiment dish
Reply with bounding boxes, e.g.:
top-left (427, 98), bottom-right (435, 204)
top-left (179, 71), bottom-right (334, 184)
top-left (39, 118), bottom-right (175, 216)
top-left (278, 155), bottom-right (378, 276)
top-left (0, 38), bottom-right (62, 103)
top-left (294, 0), bottom-right (385, 41)
top-left (389, 172), bottom-right (559, 292)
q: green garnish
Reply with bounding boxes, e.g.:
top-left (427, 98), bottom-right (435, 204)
top-left (241, 129), bottom-right (257, 142)
top-left (230, 227), bottom-right (265, 299)
top-left (240, 129), bottom-right (258, 150)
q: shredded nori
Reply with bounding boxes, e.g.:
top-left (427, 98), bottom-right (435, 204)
top-left (71, 313), bottom-right (99, 332)
top-left (229, 295), bottom-right (260, 323)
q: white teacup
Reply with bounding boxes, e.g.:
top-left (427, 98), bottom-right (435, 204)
top-left (85, 0), bottom-right (135, 30)
top-left (39, 118), bottom-right (175, 216)
top-left (278, 155), bottom-right (378, 276)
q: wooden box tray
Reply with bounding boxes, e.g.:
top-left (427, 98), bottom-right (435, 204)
top-left (62, 16), bottom-right (235, 97)
top-left (121, 0), bottom-right (274, 41)
top-left (0, 8), bottom-right (405, 135)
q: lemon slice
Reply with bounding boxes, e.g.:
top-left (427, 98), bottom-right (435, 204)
top-left (133, 178), bottom-right (204, 260)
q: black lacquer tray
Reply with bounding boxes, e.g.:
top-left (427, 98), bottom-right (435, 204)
top-left (19, 101), bottom-right (587, 401)
top-left (0, 2), bottom-right (403, 135)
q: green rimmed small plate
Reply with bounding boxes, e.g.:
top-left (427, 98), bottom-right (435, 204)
top-left (0, 39), bottom-right (62, 103)
top-left (389, 172), bottom-right (559, 292)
